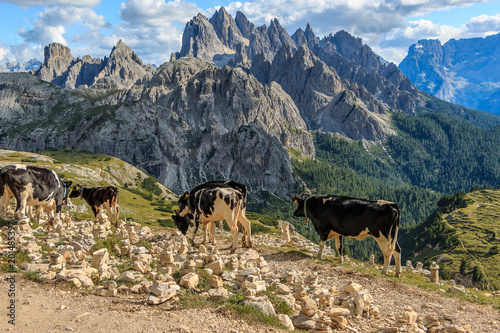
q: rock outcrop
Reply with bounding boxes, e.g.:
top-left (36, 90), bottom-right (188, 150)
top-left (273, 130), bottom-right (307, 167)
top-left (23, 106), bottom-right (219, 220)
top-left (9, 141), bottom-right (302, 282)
top-left (35, 40), bottom-right (152, 89)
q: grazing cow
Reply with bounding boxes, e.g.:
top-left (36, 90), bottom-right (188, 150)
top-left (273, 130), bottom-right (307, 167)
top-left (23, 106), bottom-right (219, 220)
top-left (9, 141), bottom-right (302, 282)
top-left (174, 181), bottom-right (252, 252)
top-left (174, 181), bottom-right (248, 244)
top-left (0, 164), bottom-right (72, 221)
top-left (292, 194), bottom-right (402, 277)
top-left (69, 184), bottom-right (119, 224)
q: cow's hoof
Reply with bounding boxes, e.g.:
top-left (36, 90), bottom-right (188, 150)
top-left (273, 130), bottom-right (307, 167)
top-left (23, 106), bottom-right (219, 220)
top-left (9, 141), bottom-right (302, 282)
top-left (230, 249), bottom-right (236, 254)
top-left (395, 272), bottom-right (402, 278)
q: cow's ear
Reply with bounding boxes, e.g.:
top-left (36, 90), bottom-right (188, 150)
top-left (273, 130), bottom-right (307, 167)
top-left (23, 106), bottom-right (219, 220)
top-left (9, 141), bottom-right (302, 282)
top-left (66, 181), bottom-right (73, 187)
top-left (292, 197), bottom-right (298, 204)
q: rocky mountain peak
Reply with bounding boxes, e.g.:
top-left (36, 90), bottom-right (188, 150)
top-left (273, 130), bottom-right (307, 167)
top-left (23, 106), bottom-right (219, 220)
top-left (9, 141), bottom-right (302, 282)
top-left (209, 7), bottom-right (247, 50)
top-left (36, 43), bottom-right (75, 86)
top-left (35, 40), bottom-right (151, 89)
top-left (179, 12), bottom-right (226, 62)
top-left (109, 39), bottom-right (143, 66)
top-left (42, 43), bottom-right (74, 65)
top-left (292, 23), bottom-right (319, 50)
top-left (235, 11), bottom-right (255, 39)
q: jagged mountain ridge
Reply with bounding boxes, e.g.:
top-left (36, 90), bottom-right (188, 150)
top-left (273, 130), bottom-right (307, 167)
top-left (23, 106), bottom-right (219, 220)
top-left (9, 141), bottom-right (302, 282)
top-left (399, 33), bottom-right (500, 114)
top-left (0, 58), bottom-right (314, 197)
top-left (177, 7), bottom-right (424, 116)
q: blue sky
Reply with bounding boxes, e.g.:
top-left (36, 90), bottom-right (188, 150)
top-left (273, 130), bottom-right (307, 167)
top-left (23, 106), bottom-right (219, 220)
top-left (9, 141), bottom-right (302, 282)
top-left (1, 0), bottom-right (499, 67)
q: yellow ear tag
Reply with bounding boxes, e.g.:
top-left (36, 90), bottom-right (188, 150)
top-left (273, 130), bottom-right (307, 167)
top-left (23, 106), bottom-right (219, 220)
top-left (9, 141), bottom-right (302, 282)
top-left (184, 193), bottom-right (189, 198)
top-left (293, 199), bottom-right (298, 204)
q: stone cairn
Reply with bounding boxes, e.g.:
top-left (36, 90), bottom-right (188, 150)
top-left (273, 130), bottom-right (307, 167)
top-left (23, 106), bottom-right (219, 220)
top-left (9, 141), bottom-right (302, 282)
top-left (0, 205), bottom-right (484, 333)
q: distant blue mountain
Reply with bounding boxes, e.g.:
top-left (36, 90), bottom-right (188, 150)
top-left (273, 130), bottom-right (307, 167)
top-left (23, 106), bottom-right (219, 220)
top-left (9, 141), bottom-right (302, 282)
top-left (399, 33), bottom-right (500, 114)
top-left (0, 59), bottom-right (41, 72)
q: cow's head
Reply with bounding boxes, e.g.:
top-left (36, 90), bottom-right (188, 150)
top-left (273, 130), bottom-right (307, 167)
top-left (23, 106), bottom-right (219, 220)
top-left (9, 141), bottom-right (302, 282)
top-left (69, 184), bottom-right (84, 199)
top-left (177, 192), bottom-right (191, 217)
top-left (62, 180), bottom-right (73, 204)
top-left (172, 210), bottom-right (193, 235)
top-left (292, 193), bottom-right (311, 217)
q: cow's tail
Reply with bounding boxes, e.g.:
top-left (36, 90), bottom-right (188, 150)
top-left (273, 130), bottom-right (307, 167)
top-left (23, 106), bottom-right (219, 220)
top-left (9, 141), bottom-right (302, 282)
top-left (388, 204), bottom-right (401, 252)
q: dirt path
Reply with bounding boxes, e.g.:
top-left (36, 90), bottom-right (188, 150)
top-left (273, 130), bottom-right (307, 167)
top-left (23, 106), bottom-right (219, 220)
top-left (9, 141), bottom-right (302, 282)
top-left (1, 247), bottom-right (499, 332)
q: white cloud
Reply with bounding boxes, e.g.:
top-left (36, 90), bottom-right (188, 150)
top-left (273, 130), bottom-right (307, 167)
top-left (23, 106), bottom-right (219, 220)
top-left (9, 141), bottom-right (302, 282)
top-left (119, 0), bottom-right (202, 27)
top-left (17, 6), bottom-right (111, 48)
top-left (465, 13), bottom-right (500, 34)
top-left (0, 0), bottom-right (100, 6)
top-left (0, 43), bottom-right (13, 63)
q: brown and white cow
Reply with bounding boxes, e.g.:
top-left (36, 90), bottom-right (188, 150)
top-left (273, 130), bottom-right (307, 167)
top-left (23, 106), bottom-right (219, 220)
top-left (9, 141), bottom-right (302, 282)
top-left (0, 164), bottom-right (72, 221)
top-left (292, 193), bottom-right (402, 277)
top-left (174, 181), bottom-right (252, 252)
top-left (69, 184), bottom-right (119, 224)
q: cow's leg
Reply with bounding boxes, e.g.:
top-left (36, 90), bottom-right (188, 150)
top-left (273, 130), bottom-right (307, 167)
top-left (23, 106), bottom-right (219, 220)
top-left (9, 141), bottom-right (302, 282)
top-left (374, 235), bottom-right (392, 275)
top-left (191, 220), bottom-right (200, 244)
top-left (230, 225), bottom-right (238, 253)
top-left (210, 221), bottom-right (216, 245)
top-left (91, 205), bottom-right (99, 222)
top-left (237, 213), bottom-right (252, 248)
top-left (239, 222), bottom-right (247, 248)
top-left (317, 240), bottom-right (326, 259)
top-left (393, 240), bottom-right (402, 277)
top-left (18, 189), bottom-right (29, 220)
top-left (336, 235), bottom-right (344, 264)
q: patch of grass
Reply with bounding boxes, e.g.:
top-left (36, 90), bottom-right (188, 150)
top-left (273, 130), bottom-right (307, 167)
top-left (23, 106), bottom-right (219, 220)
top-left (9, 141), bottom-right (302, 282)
top-left (91, 234), bottom-right (123, 256)
top-left (177, 289), bottom-right (212, 309)
top-left (158, 218), bottom-right (175, 228)
top-left (22, 270), bottom-right (42, 281)
top-left (115, 262), bottom-right (134, 273)
top-left (177, 289), bottom-right (285, 329)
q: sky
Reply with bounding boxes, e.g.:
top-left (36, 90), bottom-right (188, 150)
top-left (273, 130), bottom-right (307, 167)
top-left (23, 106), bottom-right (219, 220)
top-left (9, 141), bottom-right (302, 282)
top-left (0, 0), bottom-right (499, 67)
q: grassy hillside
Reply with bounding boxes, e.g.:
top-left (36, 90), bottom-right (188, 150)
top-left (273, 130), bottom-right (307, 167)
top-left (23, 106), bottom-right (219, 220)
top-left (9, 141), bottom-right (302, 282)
top-left (0, 148), bottom-right (279, 233)
top-left (0, 148), bottom-right (178, 227)
top-left (400, 188), bottom-right (500, 290)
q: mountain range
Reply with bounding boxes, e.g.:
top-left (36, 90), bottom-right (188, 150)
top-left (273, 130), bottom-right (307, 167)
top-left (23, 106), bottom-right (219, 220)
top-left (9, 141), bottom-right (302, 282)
top-left (399, 33), bottom-right (500, 114)
top-left (0, 58), bottom-right (41, 73)
top-left (0, 7), bottom-right (498, 204)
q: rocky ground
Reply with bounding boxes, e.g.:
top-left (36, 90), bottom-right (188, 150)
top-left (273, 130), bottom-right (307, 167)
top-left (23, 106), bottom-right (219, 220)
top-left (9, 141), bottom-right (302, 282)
top-left (1, 210), bottom-right (499, 333)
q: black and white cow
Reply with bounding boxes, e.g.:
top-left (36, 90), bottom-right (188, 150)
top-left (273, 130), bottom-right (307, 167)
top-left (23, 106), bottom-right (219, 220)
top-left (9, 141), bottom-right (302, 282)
top-left (174, 181), bottom-right (252, 252)
top-left (292, 193), bottom-right (402, 277)
top-left (69, 184), bottom-right (119, 224)
top-left (0, 164), bottom-right (72, 221)
top-left (174, 181), bottom-right (247, 244)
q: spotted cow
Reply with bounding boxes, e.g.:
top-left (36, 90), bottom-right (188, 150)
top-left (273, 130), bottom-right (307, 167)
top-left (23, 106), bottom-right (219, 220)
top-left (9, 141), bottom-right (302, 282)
top-left (173, 181), bottom-right (247, 244)
top-left (0, 164), bottom-right (72, 221)
top-left (69, 184), bottom-right (119, 224)
top-left (292, 193), bottom-right (402, 277)
top-left (174, 181), bottom-right (252, 252)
